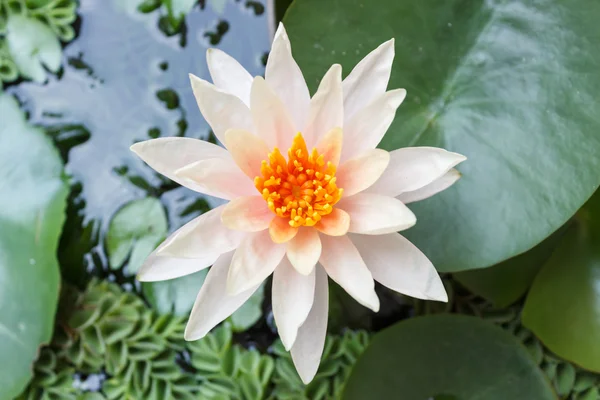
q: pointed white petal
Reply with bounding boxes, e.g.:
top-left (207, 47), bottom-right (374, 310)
top-left (207, 48), bottom-right (253, 106)
top-left (184, 251), bottom-right (261, 340)
top-left (250, 76), bottom-right (296, 149)
top-left (189, 74), bottom-right (254, 145)
top-left (265, 23), bottom-right (310, 132)
top-left (227, 230), bottom-right (286, 295)
top-left (351, 233), bottom-right (447, 301)
top-left (221, 196), bottom-right (274, 232)
top-left (156, 205), bottom-right (246, 259)
top-left (290, 266), bottom-right (328, 384)
top-left (342, 39), bottom-right (395, 122)
top-left (341, 89), bottom-right (406, 162)
top-left (337, 193), bottom-right (416, 235)
top-left (319, 234), bottom-right (379, 311)
top-left (272, 258), bottom-right (316, 350)
top-left (303, 64), bottom-right (343, 147)
top-left (336, 149), bottom-right (390, 197)
top-left (223, 129), bottom-right (270, 179)
top-left (287, 227), bottom-right (321, 275)
top-left (367, 147), bottom-right (466, 197)
top-left (397, 169), bottom-right (461, 204)
top-left (316, 127), bottom-right (343, 167)
top-left (174, 157), bottom-right (257, 199)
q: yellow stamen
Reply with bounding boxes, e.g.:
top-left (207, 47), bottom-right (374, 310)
top-left (255, 133), bottom-right (343, 228)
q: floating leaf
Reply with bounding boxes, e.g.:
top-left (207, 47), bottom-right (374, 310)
top-left (143, 269), bottom-right (207, 316)
top-left (284, 0), bottom-right (600, 272)
top-left (0, 94), bottom-right (68, 399)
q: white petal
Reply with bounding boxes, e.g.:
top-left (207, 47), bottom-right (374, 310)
top-left (287, 227), bottom-right (321, 275)
top-left (130, 137), bottom-right (230, 196)
top-left (341, 89), bottom-right (406, 162)
top-left (398, 169), bottom-right (461, 204)
top-left (316, 127), bottom-right (343, 167)
top-left (224, 129), bottom-right (270, 179)
top-left (189, 74), bottom-right (254, 145)
top-left (319, 234), bottom-right (379, 311)
top-left (137, 253), bottom-right (218, 282)
top-left (336, 149), bottom-right (390, 197)
top-left (250, 76), bottom-right (296, 149)
top-left (185, 251), bottom-right (261, 341)
top-left (303, 64), bottom-right (343, 147)
top-left (156, 205), bottom-right (246, 259)
top-left (221, 196), bottom-right (274, 232)
top-left (342, 39), bottom-right (395, 122)
top-left (227, 230), bottom-right (286, 295)
top-left (207, 48), bottom-right (253, 106)
top-left (174, 157), bottom-right (257, 199)
top-left (272, 258), bottom-right (316, 350)
top-left (350, 233), bottom-right (447, 302)
top-left (265, 23), bottom-right (310, 132)
top-left (314, 208), bottom-right (350, 237)
top-left (337, 193), bottom-right (416, 235)
top-left (367, 147), bottom-right (467, 197)
top-left (290, 265), bottom-right (328, 384)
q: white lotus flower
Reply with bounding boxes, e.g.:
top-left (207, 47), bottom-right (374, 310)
top-left (132, 24), bottom-right (466, 383)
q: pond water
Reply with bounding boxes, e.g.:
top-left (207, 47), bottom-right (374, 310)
top-left (9, 0), bottom-right (271, 285)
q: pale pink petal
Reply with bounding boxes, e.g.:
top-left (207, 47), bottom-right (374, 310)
top-left (272, 258), bottom-right (316, 350)
top-left (156, 205), bottom-right (246, 259)
top-left (185, 251), bottom-right (261, 340)
top-left (286, 227), bottom-right (321, 275)
top-left (224, 129), bottom-right (270, 179)
top-left (397, 169), bottom-right (461, 204)
top-left (337, 193), bottom-right (416, 235)
top-left (250, 76), bottom-right (296, 149)
top-left (367, 147), bottom-right (466, 197)
top-left (137, 253), bottom-right (218, 282)
top-left (336, 149), bottom-right (390, 197)
top-left (303, 64), bottom-right (343, 147)
top-left (174, 157), bottom-right (256, 199)
top-left (316, 127), bottom-right (343, 167)
top-left (207, 48), bottom-right (253, 106)
top-left (291, 265), bottom-right (328, 384)
top-left (314, 208), bottom-right (350, 237)
top-left (319, 234), bottom-right (379, 311)
top-left (350, 233), bottom-right (447, 302)
top-left (130, 137), bottom-right (230, 195)
top-left (269, 217), bottom-right (298, 243)
top-left (341, 89), bottom-right (406, 162)
top-left (189, 74), bottom-right (254, 144)
top-left (342, 39), bottom-right (395, 123)
top-left (227, 230), bottom-right (286, 295)
top-left (265, 23), bottom-right (310, 132)
top-left (221, 196), bottom-right (274, 232)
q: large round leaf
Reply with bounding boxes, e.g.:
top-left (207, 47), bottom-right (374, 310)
top-left (343, 314), bottom-right (556, 400)
top-left (523, 192), bottom-right (600, 372)
top-left (284, 0), bottom-right (600, 272)
top-left (0, 94), bottom-right (68, 398)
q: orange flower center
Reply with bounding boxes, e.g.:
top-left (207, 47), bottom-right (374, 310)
top-left (254, 133), bottom-right (343, 228)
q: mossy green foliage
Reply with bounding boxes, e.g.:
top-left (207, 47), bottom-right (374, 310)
top-left (19, 280), bottom-right (371, 399)
top-left (0, 0), bottom-right (77, 85)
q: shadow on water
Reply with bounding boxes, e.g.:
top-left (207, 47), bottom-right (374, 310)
top-left (9, 0), bottom-right (270, 285)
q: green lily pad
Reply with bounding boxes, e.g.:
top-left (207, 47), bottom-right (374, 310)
top-left (454, 227), bottom-right (568, 308)
top-left (143, 269), bottom-right (208, 316)
top-left (0, 94), bottom-right (68, 398)
top-left (284, 0), bottom-right (600, 272)
top-left (106, 198), bottom-right (167, 275)
top-left (343, 314), bottom-right (556, 400)
top-left (5, 15), bottom-right (61, 82)
top-left (523, 192), bottom-right (600, 372)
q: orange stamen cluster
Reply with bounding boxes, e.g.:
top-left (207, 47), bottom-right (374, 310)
top-left (254, 133), bottom-right (343, 228)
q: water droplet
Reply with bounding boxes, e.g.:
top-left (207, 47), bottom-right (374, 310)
top-left (29, 258), bottom-right (36, 265)
top-left (447, 22), bottom-right (453, 27)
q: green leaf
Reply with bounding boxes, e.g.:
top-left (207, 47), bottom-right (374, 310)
top-left (343, 315), bottom-right (556, 400)
top-left (143, 269), bottom-right (207, 316)
top-left (5, 15), bottom-right (61, 82)
top-left (523, 193), bottom-right (600, 372)
top-left (229, 283), bottom-right (265, 332)
top-left (284, 0), bottom-right (600, 272)
top-left (105, 197), bottom-right (167, 274)
top-left (0, 94), bottom-right (67, 399)
top-left (454, 227), bottom-right (567, 307)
